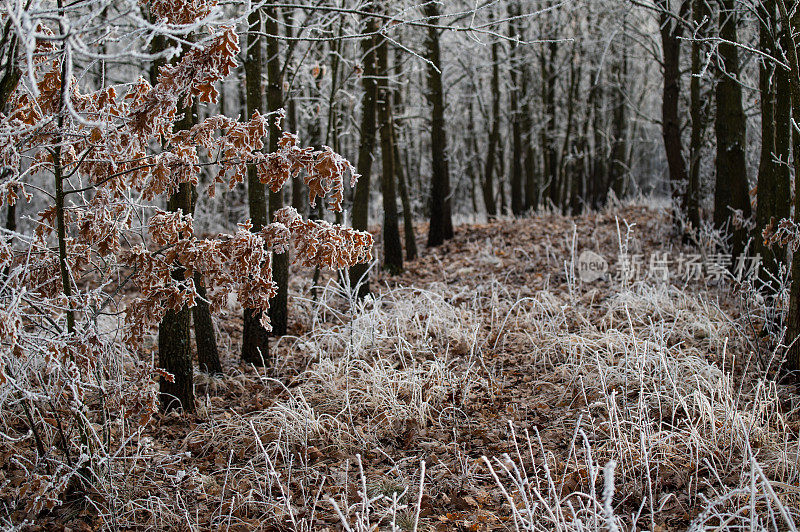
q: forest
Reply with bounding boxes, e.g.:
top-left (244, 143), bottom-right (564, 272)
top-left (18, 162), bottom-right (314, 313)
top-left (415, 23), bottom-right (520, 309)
top-left (0, 0), bottom-right (799, 529)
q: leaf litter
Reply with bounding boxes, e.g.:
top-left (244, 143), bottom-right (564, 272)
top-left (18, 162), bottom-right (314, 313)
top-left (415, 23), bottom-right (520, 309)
top-left (11, 204), bottom-right (800, 531)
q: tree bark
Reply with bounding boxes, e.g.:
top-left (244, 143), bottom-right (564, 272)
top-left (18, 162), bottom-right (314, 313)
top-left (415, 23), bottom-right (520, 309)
top-left (265, 6), bottom-right (289, 337)
top-left (508, 3), bottom-right (524, 216)
top-left (392, 48), bottom-right (418, 261)
top-left (186, 103), bottom-right (222, 375)
top-left (609, 39), bottom-right (629, 199)
top-left (777, 0), bottom-right (800, 379)
top-left (714, 0), bottom-right (752, 262)
top-left (658, 0), bottom-right (689, 218)
top-left (158, 103), bottom-right (195, 412)
top-left (541, 41), bottom-right (559, 207)
top-left (376, 27), bottom-right (403, 274)
top-left (424, 2), bottom-right (454, 247)
top-left (589, 64), bottom-right (607, 209)
top-left (150, 25), bottom-right (193, 411)
top-left (483, 36), bottom-right (500, 218)
top-left (349, 19), bottom-right (379, 297)
top-left (395, 126), bottom-right (418, 260)
top-left (756, 0), bottom-right (788, 289)
top-left (521, 66), bottom-right (538, 212)
top-left (688, 0), bottom-right (709, 231)
top-left (241, 8), bottom-right (270, 366)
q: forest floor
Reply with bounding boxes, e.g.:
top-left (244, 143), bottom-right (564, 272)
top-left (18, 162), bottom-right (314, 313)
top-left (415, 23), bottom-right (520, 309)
top-left (32, 204), bottom-right (800, 530)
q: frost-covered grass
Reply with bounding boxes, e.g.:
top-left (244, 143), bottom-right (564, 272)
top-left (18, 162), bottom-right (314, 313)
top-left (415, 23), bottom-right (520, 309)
top-left (3, 207), bottom-right (798, 531)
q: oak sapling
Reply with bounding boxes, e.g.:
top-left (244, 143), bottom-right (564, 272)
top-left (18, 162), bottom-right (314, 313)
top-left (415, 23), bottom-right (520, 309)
top-left (0, 0), bottom-right (372, 514)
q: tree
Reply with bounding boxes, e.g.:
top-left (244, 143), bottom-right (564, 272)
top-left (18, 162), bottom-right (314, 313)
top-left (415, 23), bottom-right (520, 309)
top-left (376, 18), bottom-right (403, 274)
top-left (266, 6), bottom-right (290, 337)
top-left (392, 46), bottom-right (419, 261)
top-left (776, 0), bottom-right (800, 379)
top-left (483, 26), bottom-right (501, 218)
top-left (349, 18), bottom-right (379, 298)
top-left (423, 1), bottom-right (454, 247)
top-left (714, 0), bottom-right (751, 262)
top-left (656, 0), bottom-right (690, 222)
top-left (755, 0), bottom-right (789, 292)
top-left (157, 99), bottom-right (196, 411)
top-left (0, 4), bottom-right (373, 420)
top-left (242, 7), bottom-right (271, 366)
top-left (508, 2), bottom-right (524, 216)
top-left (688, 0), bottom-right (710, 232)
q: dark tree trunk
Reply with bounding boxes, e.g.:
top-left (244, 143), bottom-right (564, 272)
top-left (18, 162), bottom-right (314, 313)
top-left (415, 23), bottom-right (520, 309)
top-left (392, 49), bottom-right (418, 261)
top-left (714, 0), bottom-right (752, 262)
top-left (153, 29), bottom-right (193, 411)
top-left (288, 94), bottom-right (305, 212)
top-left (376, 28), bottom-right (403, 274)
top-left (778, 0), bottom-right (800, 379)
top-left (424, 2), bottom-right (454, 247)
top-left (0, 31), bottom-right (20, 111)
top-left (159, 138), bottom-right (194, 411)
top-left (349, 19), bottom-right (379, 297)
top-left (559, 44), bottom-right (580, 211)
top-left (395, 127), bottom-right (418, 260)
top-left (688, 0), bottom-right (709, 231)
top-left (589, 65), bottom-right (607, 208)
top-left (1, 31), bottom-right (17, 266)
top-left (241, 8), bottom-right (270, 366)
top-left (756, 0), bottom-right (788, 288)
top-left (483, 37), bottom-right (500, 218)
top-left (265, 6), bottom-right (289, 336)
top-left (193, 272), bottom-right (221, 374)
top-left (658, 0), bottom-right (689, 218)
top-left (508, 3), bottom-right (523, 216)
top-left (188, 106), bottom-right (221, 374)
top-left (541, 41), bottom-right (559, 207)
top-left (521, 67), bottom-right (538, 212)
top-left (610, 39), bottom-right (629, 199)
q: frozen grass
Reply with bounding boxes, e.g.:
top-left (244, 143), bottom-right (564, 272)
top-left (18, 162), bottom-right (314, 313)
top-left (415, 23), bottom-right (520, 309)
top-left (486, 279), bottom-right (799, 530)
top-left (3, 209), bottom-right (798, 530)
top-left (92, 273), bottom-right (797, 530)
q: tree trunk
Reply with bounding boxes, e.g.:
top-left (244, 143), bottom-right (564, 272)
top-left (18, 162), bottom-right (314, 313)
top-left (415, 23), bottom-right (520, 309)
top-left (376, 27), bottom-right (403, 274)
top-left (2, 29), bottom-right (19, 277)
top-left (395, 126), bottom-right (418, 260)
top-left (483, 36), bottom-right (500, 218)
top-left (392, 51), bottom-right (418, 261)
top-left (288, 95), bottom-right (305, 212)
top-left (158, 101), bottom-right (195, 411)
top-left (541, 41), bottom-right (558, 207)
top-left (151, 27), bottom-right (192, 411)
top-left (265, 6), bottom-right (289, 336)
top-left (559, 44), bottom-right (580, 211)
top-left (0, 31), bottom-right (20, 111)
top-left (610, 39), bottom-right (629, 199)
top-left (424, 2), bottom-right (454, 247)
top-left (756, 0), bottom-right (788, 289)
top-left (714, 0), bottom-right (752, 262)
top-left (186, 102), bottom-right (221, 375)
top-left (349, 19), bottom-right (379, 297)
top-left (688, 0), bottom-right (709, 231)
top-left (508, 3), bottom-right (523, 216)
top-left (241, 8), bottom-right (270, 366)
top-left (192, 272), bottom-right (221, 374)
top-left (777, 0), bottom-right (800, 379)
top-left (521, 66), bottom-right (538, 212)
top-left (658, 0), bottom-right (689, 219)
top-left (589, 64), bottom-right (607, 208)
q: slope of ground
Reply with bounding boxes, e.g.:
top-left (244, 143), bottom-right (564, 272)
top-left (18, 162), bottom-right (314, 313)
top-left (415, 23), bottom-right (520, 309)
top-left (23, 205), bottom-right (800, 531)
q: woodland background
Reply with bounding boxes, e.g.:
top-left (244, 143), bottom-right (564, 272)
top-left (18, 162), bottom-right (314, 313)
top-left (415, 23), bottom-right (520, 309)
top-left (1, 0), bottom-right (800, 530)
